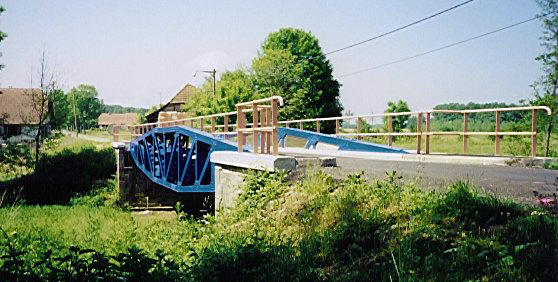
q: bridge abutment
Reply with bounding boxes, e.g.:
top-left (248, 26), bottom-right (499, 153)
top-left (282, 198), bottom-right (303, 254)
top-left (113, 142), bottom-right (212, 214)
top-left (114, 142), bottom-right (335, 214)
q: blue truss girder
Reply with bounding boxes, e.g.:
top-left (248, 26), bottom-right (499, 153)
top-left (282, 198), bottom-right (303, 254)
top-left (129, 126), bottom-right (240, 193)
top-left (277, 127), bottom-right (408, 154)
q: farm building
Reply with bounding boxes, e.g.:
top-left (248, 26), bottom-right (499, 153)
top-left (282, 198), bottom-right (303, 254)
top-left (98, 113), bottom-right (139, 128)
top-left (0, 87), bottom-right (50, 142)
top-left (145, 84), bottom-right (195, 123)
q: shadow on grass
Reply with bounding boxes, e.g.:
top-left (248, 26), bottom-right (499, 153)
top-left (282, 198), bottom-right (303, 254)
top-left (0, 147), bottom-right (115, 205)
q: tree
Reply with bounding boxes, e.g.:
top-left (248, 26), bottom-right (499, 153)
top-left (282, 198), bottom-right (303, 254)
top-left (533, 0), bottom-right (558, 157)
top-left (29, 52), bottom-right (56, 168)
top-left (47, 88), bottom-right (70, 130)
top-left (68, 85), bottom-right (102, 132)
top-left (0, 6), bottom-right (6, 71)
top-left (183, 69), bottom-right (255, 123)
top-left (252, 28), bottom-right (343, 131)
top-left (384, 100), bottom-right (411, 132)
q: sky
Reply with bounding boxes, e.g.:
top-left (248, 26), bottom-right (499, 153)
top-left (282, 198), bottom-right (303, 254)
top-left (0, 0), bottom-right (546, 115)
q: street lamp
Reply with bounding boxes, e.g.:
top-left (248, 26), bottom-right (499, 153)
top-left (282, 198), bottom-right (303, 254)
top-left (193, 68), bottom-right (216, 98)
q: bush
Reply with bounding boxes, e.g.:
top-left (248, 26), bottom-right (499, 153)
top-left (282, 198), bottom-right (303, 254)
top-left (432, 181), bottom-right (526, 230)
top-left (0, 145), bottom-right (115, 206)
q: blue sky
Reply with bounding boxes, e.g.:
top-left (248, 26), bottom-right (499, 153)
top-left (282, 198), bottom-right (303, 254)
top-left (0, 0), bottom-right (545, 115)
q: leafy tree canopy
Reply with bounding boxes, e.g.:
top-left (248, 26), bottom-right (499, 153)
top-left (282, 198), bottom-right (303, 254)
top-left (68, 84), bottom-right (103, 130)
top-left (384, 100), bottom-right (411, 132)
top-left (532, 0), bottom-right (558, 156)
top-left (183, 28), bottom-right (343, 132)
top-left (254, 28), bottom-right (343, 126)
top-left (47, 88), bottom-right (70, 130)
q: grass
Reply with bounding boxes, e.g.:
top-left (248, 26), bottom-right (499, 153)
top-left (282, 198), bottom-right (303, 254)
top-left (1, 171), bottom-right (557, 280)
top-left (84, 128), bottom-right (133, 142)
top-left (1, 133), bottom-right (116, 206)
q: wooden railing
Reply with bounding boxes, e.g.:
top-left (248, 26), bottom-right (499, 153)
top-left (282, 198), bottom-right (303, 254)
top-left (277, 106), bottom-right (551, 157)
top-left (117, 98), bottom-right (551, 158)
top-left (278, 111), bottom-right (424, 153)
top-left (236, 96), bottom-right (283, 155)
top-left (428, 106), bottom-right (551, 157)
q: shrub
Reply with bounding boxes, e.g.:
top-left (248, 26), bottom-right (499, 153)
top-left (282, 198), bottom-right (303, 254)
top-left (24, 146), bottom-right (115, 205)
top-left (432, 181), bottom-right (526, 230)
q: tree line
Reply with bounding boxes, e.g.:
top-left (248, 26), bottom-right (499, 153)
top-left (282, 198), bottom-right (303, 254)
top-left (48, 85), bottom-right (148, 132)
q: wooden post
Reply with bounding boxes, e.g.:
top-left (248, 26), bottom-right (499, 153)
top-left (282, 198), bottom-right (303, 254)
top-left (224, 114), bottom-right (229, 133)
top-left (237, 106), bottom-right (245, 153)
top-left (357, 117), bottom-right (362, 140)
top-left (495, 111), bottom-right (500, 156)
top-left (252, 104), bottom-right (258, 154)
top-left (532, 109), bottom-right (537, 157)
top-left (426, 112), bottom-right (431, 155)
top-left (266, 108), bottom-right (272, 154)
top-left (388, 116), bottom-right (393, 146)
top-left (260, 109), bottom-right (266, 153)
top-left (200, 117), bottom-right (204, 131)
top-left (210, 117), bottom-right (215, 133)
top-left (463, 113), bottom-right (469, 154)
top-left (416, 112), bottom-right (422, 154)
top-left (299, 121), bottom-right (303, 130)
top-left (188, 120), bottom-right (193, 128)
top-left (335, 119), bottom-right (340, 134)
top-left (272, 99), bottom-right (279, 156)
top-left (316, 120), bottom-right (321, 133)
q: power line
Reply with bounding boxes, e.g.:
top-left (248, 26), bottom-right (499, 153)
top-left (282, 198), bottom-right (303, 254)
top-left (338, 14), bottom-right (543, 78)
top-left (325, 0), bottom-right (476, 56)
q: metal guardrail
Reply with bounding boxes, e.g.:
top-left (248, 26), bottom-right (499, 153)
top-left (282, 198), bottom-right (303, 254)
top-left (116, 97), bottom-right (552, 158)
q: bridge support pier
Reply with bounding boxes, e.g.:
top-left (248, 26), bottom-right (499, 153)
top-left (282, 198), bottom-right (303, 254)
top-left (211, 152), bottom-right (296, 211)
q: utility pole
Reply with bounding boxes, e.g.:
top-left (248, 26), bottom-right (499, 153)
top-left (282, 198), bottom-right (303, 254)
top-left (193, 69), bottom-right (217, 98)
top-left (211, 68), bottom-right (216, 98)
top-left (72, 92), bottom-right (78, 136)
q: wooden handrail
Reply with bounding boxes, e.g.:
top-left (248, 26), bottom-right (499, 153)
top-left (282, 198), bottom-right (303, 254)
top-left (123, 101), bottom-right (551, 158)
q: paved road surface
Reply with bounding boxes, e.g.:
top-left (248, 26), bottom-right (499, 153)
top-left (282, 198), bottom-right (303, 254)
top-left (320, 157), bottom-right (558, 204)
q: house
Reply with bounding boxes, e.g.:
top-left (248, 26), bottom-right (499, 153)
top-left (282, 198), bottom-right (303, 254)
top-left (145, 84), bottom-right (196, 123)
top-left (0, 87), bottom-right (49, 142)
top-left (98, 113), bottom-right (139, 128)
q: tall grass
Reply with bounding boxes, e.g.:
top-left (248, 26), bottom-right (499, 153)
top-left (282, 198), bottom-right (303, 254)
top-left (1, 171), bottom-right (557, 280)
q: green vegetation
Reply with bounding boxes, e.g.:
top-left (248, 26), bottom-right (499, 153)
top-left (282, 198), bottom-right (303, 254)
top-left (102, 104), bottom-right (148, 115)
top-left (184, 28), bottom-right (343, 132)
top-left (384, 100), bottom-right (411, 132)
top-left (0, 134), bottom-right (115, 206)
top-left (1, 170), bottom-right (557, 280)
top-left (532, 0), bottom-right (558, 157)
top-left (68, 84), bottom-right (103, 131)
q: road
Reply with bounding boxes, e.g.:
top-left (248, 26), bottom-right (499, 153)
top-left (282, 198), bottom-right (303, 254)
top-left (320, 157), bottom-right (558, 204)
top-left (62, 130), bottom-right (110, 143)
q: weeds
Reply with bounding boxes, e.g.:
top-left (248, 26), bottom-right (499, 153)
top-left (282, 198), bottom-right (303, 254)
top-left (1, 171), bottom-right (557, 280)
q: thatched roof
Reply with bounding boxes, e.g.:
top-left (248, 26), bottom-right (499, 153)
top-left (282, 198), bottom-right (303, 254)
top-left (0, 88), bottom-right (42, 125)
top-left (98, 113), bottom-right (139, 126)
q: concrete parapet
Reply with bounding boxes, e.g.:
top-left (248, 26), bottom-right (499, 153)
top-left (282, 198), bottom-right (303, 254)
top-left (211, 151), bottom-right (296, 171)
top-left (279, 147), bottom-right (556, 168)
